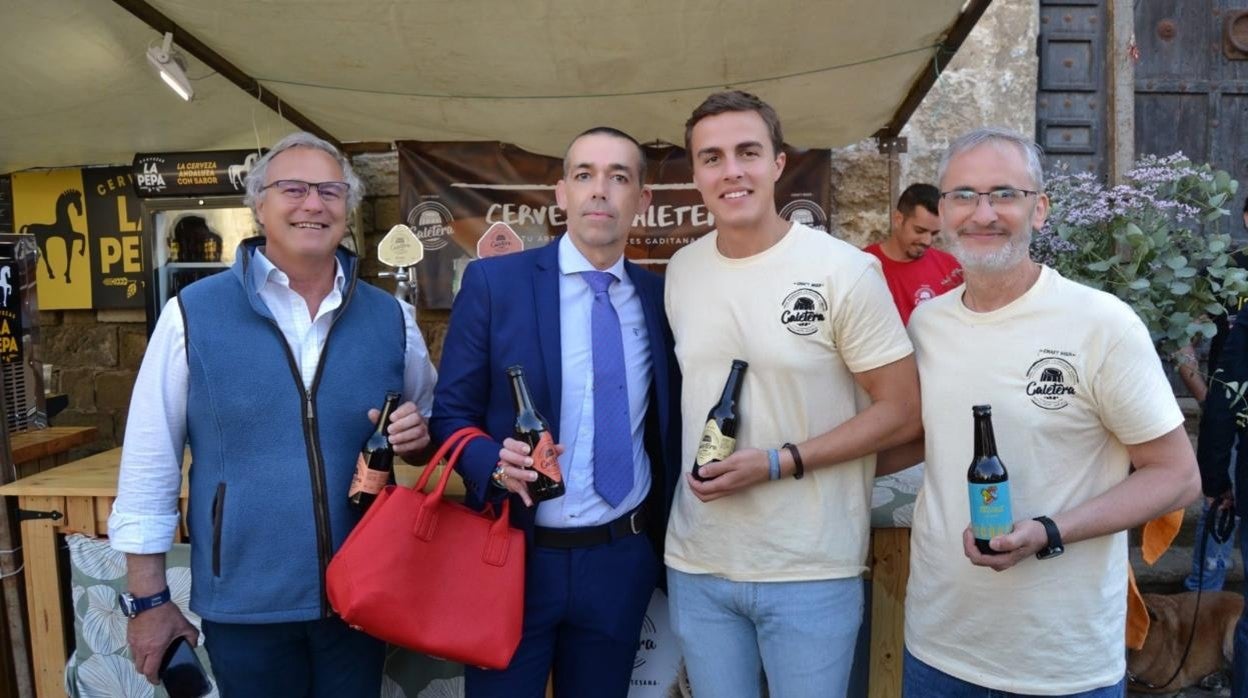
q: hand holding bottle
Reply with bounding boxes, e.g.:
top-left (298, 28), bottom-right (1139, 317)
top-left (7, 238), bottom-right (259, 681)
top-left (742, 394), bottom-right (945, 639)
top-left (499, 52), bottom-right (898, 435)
top-left (961, 519), bottom-right (1049, 572)
top-left (369, 400), bottom-right (430, 457)
top-left (495, 438), bottom-right (568, 507)
top-left (687, 447), bottom-right (783, 502)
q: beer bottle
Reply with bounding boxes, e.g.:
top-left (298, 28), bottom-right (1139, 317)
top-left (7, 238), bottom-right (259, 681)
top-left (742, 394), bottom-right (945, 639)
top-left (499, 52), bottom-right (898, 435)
top-left (693, 359), bottom-right (748, 482)
top-left (967, 404), bottom-right (1014, 555)
top-left (507, 365), bottom-right (565, 501)
top-left (348, 391), bottom-right (401, 513)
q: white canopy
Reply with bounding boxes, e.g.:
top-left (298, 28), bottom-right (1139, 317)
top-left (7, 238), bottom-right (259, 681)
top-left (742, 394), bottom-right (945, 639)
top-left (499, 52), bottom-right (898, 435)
top-left (1, 0), bottom-right (977, 172)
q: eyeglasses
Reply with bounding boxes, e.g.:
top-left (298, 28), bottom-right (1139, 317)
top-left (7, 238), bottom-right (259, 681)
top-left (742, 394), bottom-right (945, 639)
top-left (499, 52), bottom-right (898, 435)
top-left (261, 179), bottom-right (350, 203)
top-left (940, 188), bottom-right (1039, 209)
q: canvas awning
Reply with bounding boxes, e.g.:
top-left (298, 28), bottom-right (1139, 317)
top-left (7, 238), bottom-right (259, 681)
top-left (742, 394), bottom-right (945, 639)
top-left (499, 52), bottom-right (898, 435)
top-left (1, 0), bottom-right (985, 172)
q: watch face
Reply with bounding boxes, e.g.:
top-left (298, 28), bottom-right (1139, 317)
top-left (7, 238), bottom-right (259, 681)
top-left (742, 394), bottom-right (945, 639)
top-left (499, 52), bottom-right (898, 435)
top-left (1037, 544), bottom-right (1064, 560)
top-left (118, 593), bottom-right (136, 617)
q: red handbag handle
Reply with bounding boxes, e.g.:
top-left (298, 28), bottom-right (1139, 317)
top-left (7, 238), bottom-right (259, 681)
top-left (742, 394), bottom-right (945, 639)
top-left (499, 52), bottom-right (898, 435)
top-left (413, 425), bottom-right (488, 497)
top-left (413, 427), bottom-right (514, 561)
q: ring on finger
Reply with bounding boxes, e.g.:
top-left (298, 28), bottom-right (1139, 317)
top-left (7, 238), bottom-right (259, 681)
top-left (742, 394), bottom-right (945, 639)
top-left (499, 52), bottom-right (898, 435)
top-left (491, 464), bottom-right (508, 488)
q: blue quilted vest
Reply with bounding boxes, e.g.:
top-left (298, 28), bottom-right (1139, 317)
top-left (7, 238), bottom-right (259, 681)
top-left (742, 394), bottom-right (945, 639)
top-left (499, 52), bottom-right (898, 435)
top-left (178, 239), bottom-right (405, 623)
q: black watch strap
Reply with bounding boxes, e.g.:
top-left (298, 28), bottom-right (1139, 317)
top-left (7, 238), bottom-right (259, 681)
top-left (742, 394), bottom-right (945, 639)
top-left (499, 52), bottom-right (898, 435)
top-left (1032, 515), bottom-right (1064, 560)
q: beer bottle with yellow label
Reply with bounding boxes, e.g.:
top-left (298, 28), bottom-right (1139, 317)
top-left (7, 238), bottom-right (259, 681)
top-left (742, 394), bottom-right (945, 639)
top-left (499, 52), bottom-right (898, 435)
top-left (507, 365), bottom-right (565, 501)
top-left (967, 404), bottom-right (1013, 554)
top-left (693, 359), bottom-right (748, 482)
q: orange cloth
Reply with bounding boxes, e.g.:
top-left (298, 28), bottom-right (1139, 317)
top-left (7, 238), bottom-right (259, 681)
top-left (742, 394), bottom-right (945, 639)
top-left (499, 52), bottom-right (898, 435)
top-left (1125, 507), bottom-right (1185, 649)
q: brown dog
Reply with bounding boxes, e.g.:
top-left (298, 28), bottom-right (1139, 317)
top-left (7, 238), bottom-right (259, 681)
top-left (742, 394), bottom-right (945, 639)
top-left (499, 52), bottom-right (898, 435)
top-left (1126, 591), bottom-right (1242, 693)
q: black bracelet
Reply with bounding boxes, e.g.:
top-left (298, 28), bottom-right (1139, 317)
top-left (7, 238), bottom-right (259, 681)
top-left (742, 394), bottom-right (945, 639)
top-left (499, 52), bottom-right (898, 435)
top-left (782, 443), bottom-right (804, 479)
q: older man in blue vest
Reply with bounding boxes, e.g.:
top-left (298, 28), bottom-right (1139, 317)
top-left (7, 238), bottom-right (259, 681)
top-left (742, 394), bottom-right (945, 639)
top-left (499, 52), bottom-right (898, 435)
top-left (109, 132), bottom-right (437, 696)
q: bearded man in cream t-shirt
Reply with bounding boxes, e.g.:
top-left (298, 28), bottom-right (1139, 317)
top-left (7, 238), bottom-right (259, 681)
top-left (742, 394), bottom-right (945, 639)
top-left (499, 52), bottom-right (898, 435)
top-left (880, 127), bottom-right (1201, 696)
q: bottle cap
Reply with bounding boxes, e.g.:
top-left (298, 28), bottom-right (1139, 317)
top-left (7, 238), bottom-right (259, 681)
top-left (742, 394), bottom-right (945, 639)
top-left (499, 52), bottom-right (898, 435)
top-left (972, 404), bottom-right (992, 416)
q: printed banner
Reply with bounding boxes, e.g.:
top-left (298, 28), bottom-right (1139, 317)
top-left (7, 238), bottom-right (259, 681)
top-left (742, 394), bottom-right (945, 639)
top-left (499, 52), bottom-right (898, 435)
top-left (132, 149), bottom-right (263, 198)
top-left (11, 167), bottom-right (145, 310)
top-left (397, 141), bottom-right (831, 309)
top-left (0, 255), bottom-right (23, 365)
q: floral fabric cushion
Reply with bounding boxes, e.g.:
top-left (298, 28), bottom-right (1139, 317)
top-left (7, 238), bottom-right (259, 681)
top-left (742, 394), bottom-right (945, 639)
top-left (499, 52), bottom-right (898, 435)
top-left (870, 463), bottom-right (923, 528)
top-left (62, 534), bottom-right (463, 697)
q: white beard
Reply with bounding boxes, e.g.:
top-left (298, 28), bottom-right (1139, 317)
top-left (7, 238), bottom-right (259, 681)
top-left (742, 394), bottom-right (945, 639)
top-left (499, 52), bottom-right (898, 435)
top-left (950, 227), bottom-right (1033, 273)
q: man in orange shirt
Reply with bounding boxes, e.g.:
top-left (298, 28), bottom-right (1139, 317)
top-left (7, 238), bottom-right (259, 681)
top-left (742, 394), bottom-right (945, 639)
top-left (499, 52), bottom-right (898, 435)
top-left (863, 183), bottom-right (962, 324)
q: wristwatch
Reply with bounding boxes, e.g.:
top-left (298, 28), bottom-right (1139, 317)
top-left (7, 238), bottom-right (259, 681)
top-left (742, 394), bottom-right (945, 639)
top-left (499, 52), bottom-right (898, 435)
top-left (1032, 516), bottom-right (1065, 560)
top-left (117, 588), bottom-right (172, 618)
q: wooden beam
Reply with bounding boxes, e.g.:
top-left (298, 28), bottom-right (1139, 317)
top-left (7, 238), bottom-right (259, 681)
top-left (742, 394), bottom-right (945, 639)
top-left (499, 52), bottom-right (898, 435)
top-left (873, 0), bottom-right (994, 139)
top-left (342, 142), bottom-right (395, 155)
top-left (1106, 0), bottom-right (1135, 184)
top-left (110, 0), bottom-right (341, 147)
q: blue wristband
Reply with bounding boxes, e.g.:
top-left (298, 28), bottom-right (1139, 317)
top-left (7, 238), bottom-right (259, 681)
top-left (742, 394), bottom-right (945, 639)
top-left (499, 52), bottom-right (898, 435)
top-left (767, 449), bottom-right (781, 480)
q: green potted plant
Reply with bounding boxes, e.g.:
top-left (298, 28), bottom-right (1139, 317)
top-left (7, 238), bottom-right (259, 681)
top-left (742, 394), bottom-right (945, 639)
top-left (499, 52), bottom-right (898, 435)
top-left (1031, 154), bottom-right (1248, 358)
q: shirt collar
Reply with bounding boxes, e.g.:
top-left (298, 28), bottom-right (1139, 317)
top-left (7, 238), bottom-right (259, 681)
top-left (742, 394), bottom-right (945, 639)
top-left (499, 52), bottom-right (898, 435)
top-left (557, 233), bottom-right (627, 283)
top-left (250, 246), bottom-right (346, 294)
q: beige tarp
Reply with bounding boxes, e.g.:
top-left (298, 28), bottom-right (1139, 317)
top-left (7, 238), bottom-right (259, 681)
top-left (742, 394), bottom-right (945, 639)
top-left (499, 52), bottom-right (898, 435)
top-left (1, 0), bottom-right (972, 172)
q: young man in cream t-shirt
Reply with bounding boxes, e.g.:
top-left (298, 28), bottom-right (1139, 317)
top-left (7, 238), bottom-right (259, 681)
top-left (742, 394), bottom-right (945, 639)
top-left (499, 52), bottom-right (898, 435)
top-left (663, 90), bottom-right (920, 698)
top-left (882, 128), bottom-right (1200, 696)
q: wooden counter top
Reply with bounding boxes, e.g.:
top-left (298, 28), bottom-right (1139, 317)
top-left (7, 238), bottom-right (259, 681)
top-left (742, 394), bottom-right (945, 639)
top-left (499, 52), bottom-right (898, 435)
top-left (0, 446), bottom-right (467, 499)
top-left (9, 426), bottom-right (98, 465)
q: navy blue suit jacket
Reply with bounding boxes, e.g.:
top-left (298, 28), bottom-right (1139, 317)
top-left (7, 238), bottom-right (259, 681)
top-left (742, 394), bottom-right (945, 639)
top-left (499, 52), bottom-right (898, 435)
top-left (430, 239), bottom-right (682, 552)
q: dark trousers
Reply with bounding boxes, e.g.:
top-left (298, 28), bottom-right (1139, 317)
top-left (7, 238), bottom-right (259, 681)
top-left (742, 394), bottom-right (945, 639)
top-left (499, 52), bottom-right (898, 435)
top-left (202, 615), bottom-right (385, 698)
top-left (1235, 523), bottom-right (1248, 698)
top-left (465, 532), bottom-right (659, 698)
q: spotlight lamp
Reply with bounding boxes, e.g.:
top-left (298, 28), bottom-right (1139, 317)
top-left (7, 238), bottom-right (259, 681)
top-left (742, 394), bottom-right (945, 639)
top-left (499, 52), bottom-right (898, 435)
top-left (146, 32), bottom-right (194, 101)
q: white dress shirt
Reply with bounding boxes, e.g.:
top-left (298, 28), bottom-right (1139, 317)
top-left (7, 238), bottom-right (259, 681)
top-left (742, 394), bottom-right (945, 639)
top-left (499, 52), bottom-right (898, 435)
top-left (109, 248), bottom-right (437, 554)
top-left (535, 234), bottom-right (653, 528)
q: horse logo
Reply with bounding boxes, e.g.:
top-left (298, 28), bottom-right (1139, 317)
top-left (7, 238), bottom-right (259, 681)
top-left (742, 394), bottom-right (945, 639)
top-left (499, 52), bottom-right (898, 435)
top-left (19, 189), bottom-right (86, 284)
top-left (228, 152), bottom-right (260, 190)
top-left (0, 266), bottom-right (11, 307)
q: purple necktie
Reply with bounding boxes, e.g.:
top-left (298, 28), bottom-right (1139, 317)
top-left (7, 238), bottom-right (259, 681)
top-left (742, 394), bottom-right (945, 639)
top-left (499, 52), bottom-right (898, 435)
top-left (582, 270), bottom-right (633, 507)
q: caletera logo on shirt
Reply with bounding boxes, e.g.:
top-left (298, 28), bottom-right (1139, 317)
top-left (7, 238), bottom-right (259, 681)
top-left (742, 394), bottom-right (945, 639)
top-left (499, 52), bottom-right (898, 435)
top-left (913, 284), bottom-right (936, 305)
top-left (1025, 354), bottom-right (1080, 410)
top-left (780, 283), bottom-right (828, 336)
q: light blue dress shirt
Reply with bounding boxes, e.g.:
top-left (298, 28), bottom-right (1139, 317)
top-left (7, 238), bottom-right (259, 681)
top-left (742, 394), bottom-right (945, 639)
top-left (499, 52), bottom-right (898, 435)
top-left (534, 234), bottom-right (653, 528)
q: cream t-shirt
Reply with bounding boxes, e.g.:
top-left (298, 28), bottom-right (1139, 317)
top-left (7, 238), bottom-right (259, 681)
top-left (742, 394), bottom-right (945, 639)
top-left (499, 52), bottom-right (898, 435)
top-left (663, 223), bottom-right (913, 581)
top-left (904, 265), bottom-right (1183, 694)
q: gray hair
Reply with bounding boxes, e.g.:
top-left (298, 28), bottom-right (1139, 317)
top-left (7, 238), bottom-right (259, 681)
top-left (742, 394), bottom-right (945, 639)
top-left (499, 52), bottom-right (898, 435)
top-left (243, 132), bottom-right (364, 222)
top-left (937, 127), bottom-right (1045, 192)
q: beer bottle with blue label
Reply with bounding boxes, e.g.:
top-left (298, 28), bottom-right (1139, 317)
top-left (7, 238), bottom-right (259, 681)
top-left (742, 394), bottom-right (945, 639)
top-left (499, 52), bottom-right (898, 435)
top-left (967, 404), bottom-right (1013, 555)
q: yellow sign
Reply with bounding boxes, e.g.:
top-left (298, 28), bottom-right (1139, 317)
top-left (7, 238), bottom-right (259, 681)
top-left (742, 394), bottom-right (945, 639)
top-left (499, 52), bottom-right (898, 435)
top-left (12, 170), bottom-right (91, 310)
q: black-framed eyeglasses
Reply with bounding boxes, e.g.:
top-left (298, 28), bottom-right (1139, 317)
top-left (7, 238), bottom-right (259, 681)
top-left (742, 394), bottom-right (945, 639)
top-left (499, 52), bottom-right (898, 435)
top-left (940, 188), bottom-right (1039, 208)
top-left (261, 179), bottom-right (350, 203)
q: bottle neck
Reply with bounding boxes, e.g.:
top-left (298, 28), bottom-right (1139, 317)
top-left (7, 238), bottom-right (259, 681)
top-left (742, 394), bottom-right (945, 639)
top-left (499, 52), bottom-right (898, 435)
top-left (375, 395), bottom-right (399, 439)
top-left (973, 414), bottom-right (998, 460)
top-left (511, 374), bottom-right (536, 414)
top-left (720, 365), bottom-right (746, 406)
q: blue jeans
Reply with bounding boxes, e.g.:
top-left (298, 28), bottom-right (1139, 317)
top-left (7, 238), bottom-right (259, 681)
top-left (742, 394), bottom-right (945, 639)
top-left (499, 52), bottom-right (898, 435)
top-left (1235, 523), bottom-right (1248, 698)
top-left (903, 648), bottom-right (1124, 697)
top-left (1185, 499), bottom-right (1240, 591)
top-left (667, 568), bottom-right (862, 698)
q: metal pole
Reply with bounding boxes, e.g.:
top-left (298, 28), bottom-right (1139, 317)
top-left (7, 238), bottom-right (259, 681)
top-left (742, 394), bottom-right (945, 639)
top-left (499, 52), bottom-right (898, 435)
top-left (0, 374), bottom-right (34, 698)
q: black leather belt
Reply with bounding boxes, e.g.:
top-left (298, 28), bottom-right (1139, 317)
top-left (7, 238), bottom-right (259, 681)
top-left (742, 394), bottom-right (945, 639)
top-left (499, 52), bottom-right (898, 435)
top-left (533, 504), bottom-right (647, 549)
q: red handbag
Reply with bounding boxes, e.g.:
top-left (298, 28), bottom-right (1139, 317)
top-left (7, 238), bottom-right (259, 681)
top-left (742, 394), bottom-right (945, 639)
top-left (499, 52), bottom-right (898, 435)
top-left (326, 426), bottom-right (524, 669)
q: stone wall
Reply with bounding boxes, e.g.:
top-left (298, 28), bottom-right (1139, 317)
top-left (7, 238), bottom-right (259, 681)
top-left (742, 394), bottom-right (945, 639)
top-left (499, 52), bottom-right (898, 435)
top-left (38, 1), bottom-right (1038, 458)
top-left (832, 0), bottom-right (1040, 248)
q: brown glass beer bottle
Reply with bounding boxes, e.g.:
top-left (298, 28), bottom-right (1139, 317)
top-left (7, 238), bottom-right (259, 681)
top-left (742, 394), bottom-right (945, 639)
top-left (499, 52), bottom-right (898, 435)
top-left (348, 391), bottom-right (401, 513)
top-left (507, 365), bottom-right (565, 501)
top-left (693, 359), bottom-right (748, 482)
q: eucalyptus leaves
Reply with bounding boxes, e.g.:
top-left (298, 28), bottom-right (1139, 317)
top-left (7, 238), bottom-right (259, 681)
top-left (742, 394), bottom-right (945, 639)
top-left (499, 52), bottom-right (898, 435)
top-left (1031, 154), bottom-right (1248, 356)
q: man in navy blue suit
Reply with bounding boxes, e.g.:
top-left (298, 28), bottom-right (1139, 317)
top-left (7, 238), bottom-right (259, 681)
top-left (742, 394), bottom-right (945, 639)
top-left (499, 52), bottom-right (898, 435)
top-left (431, 127), bottom-right (681, 698)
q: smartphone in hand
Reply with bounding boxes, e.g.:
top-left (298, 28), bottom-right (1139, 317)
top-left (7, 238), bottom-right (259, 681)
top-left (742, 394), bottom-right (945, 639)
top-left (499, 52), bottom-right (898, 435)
top-left (159, 637), bottom-right (211, 698)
